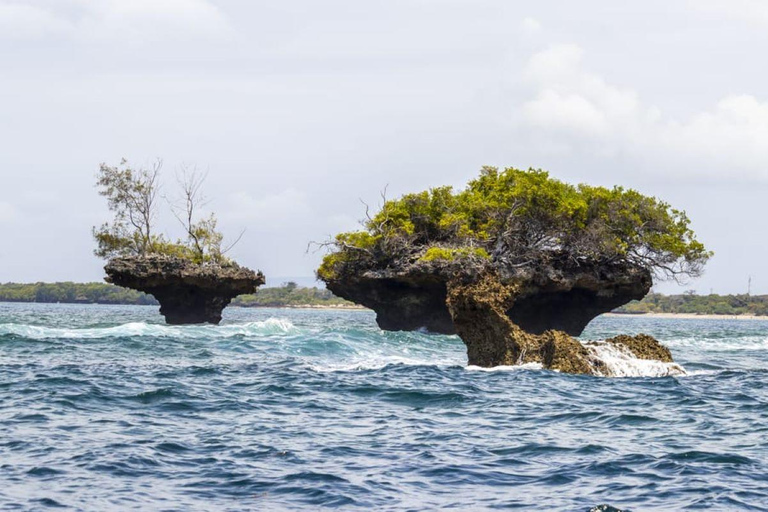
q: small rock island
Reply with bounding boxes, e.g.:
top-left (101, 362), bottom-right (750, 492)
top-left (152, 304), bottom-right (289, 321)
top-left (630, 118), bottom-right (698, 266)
top-left (317, 166), bottom-right (711, 375)
top-left (104, 255), bottom-right (264, 324)
top-left (93, 160), bottom-right (264, 324)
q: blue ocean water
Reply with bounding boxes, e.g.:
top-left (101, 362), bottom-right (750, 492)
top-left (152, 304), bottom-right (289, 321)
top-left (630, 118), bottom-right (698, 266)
top-left (2, 303), bottom-right (768, 511)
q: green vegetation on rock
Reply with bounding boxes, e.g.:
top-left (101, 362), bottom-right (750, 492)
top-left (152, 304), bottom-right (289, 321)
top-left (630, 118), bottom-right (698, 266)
top-left (318, 166), bottom-right (711, 281)
top-left (93, 159), bottom-right (235, 265)
top-left (419, 247), bottom-right (490, 262)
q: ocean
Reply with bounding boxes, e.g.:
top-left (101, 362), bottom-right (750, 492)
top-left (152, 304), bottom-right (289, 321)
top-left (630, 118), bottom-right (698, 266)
top-left (1, 302), bottom-right (767, 511)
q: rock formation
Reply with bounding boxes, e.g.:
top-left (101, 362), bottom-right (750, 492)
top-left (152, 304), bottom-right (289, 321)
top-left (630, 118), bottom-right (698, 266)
top-left (325, 258), bottom-right (651, 337)
top-left (316, 166), bottom-right (712, 374)
top-left (105, 255), bottom-right (265, 324)
top-left (444, 272), bottom-right (683, 375)
top-left (324, 258), bottom-right (679, 376)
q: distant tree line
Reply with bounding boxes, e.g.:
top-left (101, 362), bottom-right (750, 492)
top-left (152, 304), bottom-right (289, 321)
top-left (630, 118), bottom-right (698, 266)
top-left (0, 282), bottom-right (353, 308)
top-left (232, 282), bottom-right (353, 307)
top-left (0, 282), bottom-right (157, 305)
top-left (614, 292), bottom-right (768, 316)
top-left (3, 283), bottom-right (763, 314)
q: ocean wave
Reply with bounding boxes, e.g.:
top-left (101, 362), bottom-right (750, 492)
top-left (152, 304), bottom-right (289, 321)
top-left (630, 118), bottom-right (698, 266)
top-left (467, 344), bottom-right (687, 378)
top-left (309, 355), bottom-right (464, 373)
top-left (663, 336), bottom-right (768, 351)
top-left (466, 362), bottom-right (544, 372)
top-left (0, 318), bottom-right (297, 340)
top-left (586, 342), bottom-right (687, 377)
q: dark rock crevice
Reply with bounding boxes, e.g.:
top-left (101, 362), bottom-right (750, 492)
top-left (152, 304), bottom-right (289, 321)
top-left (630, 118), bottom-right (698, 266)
top-left (326, 260), bottom-right (651, 337)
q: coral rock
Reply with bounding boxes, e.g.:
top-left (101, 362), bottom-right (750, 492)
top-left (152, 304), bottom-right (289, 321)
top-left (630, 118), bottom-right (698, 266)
top-left (104, 255), bottom-right (265, 324)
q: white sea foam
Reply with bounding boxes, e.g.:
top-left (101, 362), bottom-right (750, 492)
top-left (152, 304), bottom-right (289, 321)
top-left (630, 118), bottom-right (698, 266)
top-left (585, 341), bottom-right (686, 378)
top-left (310, 355), bottom-right (462, 373)
top-left (466, 362), bottom-right (544, 372)
top-left (0, 318), bottom-right (297, 340)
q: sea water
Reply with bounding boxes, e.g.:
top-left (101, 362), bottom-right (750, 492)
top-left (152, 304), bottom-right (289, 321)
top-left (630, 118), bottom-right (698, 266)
top-left (1, 302), bottom-right (767, 511)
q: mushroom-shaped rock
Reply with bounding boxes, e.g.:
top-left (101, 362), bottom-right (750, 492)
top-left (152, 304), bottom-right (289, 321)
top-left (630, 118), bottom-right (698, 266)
top-left (317, 167), bottom-right (710, 373)
top-left (105, 255), bottom-right (265, 324)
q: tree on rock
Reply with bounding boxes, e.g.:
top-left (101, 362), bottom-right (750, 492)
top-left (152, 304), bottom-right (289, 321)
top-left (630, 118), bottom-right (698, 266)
top-left (316, 167), bottom-right (711, 372)
top-left (93, 159), bottom-right (264, 325)
top-left (93, 159), bottom-right (163, 259)
top-left (319, 166), bottom-right (710, 284)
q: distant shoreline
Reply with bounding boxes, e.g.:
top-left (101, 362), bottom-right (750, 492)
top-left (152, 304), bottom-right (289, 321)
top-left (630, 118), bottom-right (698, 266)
top-left (238, 304), bottom-right (369, 311)
top-left (605, 312), bottom-right (768, 321)
top-left (0, 300), bottom-right (369, 311)
top-left (5, 301), bottom-right (768, 318)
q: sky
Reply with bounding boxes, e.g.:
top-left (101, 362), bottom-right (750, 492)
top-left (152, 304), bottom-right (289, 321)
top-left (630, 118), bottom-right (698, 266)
top-left (1, 0), bottom-right (767, 293)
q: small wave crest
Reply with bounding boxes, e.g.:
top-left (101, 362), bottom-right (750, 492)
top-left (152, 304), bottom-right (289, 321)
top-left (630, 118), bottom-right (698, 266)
top-left (586, 342), bottom-right (686, 378)
top-left (466, 362), bottom-right (544, 372)
top-left (0, 318), bottom-right (297, 340)
top-left (664, 335), bottom-right (768, 352)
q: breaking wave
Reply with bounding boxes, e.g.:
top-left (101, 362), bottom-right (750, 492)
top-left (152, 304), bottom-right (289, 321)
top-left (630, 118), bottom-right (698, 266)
top-left (585, 341), bottom-right (687, 378)
top-left (0, 318), bottom-right (297, 340)
top-left (1, 319), bottom-right (697, 377)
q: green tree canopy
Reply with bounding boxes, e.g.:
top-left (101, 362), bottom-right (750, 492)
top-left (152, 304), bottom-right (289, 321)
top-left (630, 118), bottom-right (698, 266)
top-left (318, 166), bottom-right (711, 281)
top-left (93, 159), bottom-right (238, 264)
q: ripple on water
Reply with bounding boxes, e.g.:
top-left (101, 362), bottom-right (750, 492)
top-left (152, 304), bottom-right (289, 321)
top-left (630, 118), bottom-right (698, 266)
top-left (1, 305), bottom-right (768, 510)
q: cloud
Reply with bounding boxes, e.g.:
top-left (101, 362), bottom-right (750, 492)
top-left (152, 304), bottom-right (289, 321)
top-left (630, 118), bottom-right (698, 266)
top-left (0, 0), bottom-right (233, 43)
top-left (521, 17), bottom-right (541, 35)
top-left (223, 188), bottom-right (313, 229)
top-left (0, 201), bottom-right (17, 224)
top-left (81, 0), bottom-right (233, 43)
top-left (691, 0), bottom-right (768, 27)
top-left (519, 43), bottom-right (768, 180)
top-left (0, 3), bottom-right (72, 39)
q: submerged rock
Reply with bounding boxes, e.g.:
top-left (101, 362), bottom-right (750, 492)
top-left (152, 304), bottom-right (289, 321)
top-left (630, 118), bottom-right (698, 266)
top-left (104, 255), bottom-right (265, 324)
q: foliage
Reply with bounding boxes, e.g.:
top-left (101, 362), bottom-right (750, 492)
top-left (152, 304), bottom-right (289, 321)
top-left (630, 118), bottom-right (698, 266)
top-left (419, 247), bottom-right (490, 262)
top-left (0, 282), bottom-right (353, 308)
top-left (93, 159), bottom-right (162, 259)
top-left (318, 166), bottom-right (711, 281)
top-left (0, 282), bottom-right (157, 305)
top-left (93, 159), bottom-right (234, 264)
top-left (232, 283), bottom-right (354, 307)
top-left (614, 292), bottom-right (768, 316)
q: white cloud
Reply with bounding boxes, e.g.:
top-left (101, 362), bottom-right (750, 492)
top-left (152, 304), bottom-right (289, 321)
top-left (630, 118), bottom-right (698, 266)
top-left (520, 43), bottom-right (768, 179)
top-left (691, 0), bottom-right (768, 27)
top-left (80, 0), bottom-right (233, 43)
top-left (223, 188), bottom-right (313, 228)
top-left (521, 17), bottom-right (541, 34)
top-left (0, 201), bottom-right (17, 224)
top-left (0, 3), bottom-right (72, 39)
top-left (0, 0), bottom-right (233, 42)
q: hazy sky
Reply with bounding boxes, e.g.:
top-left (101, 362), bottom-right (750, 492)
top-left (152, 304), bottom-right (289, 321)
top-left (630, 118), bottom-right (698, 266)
top-left (1, 0), bottom-right (767, 293)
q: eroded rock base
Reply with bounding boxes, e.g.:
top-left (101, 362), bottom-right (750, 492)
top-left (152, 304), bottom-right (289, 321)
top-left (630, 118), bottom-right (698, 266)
top-left (446, 273), bottom-right (683, 376)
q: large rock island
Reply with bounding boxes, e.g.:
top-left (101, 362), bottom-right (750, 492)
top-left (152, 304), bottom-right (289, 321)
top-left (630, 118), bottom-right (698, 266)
top-left (105, 255), bottom-right (265, 324)
top-left (318, 167), bottom-right (711, 375)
